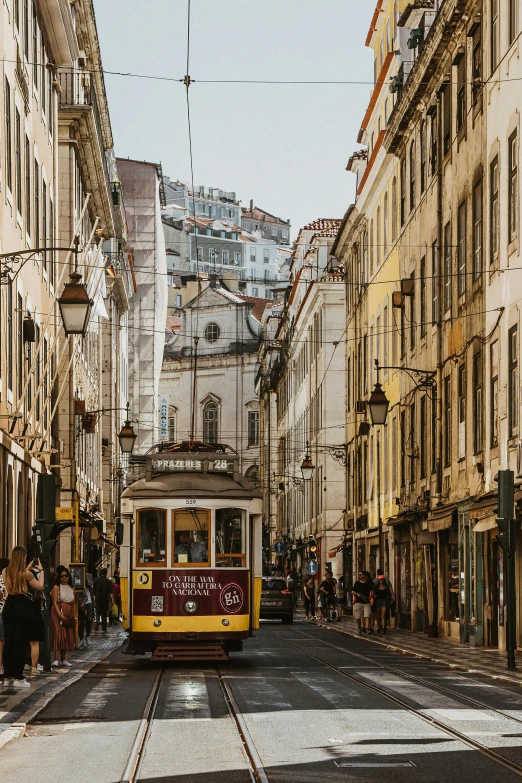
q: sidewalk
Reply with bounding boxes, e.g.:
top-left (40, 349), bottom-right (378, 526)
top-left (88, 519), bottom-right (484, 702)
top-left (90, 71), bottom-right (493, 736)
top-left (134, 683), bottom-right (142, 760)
top-left (0, 624), bottom-right (125, 749)
top-left (303, 609), bottom-right (522, 685)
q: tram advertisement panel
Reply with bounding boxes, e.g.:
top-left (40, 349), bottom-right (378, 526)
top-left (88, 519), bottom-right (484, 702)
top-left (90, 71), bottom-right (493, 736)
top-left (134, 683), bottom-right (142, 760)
top-left (132, 569), bottom-right (249, 616)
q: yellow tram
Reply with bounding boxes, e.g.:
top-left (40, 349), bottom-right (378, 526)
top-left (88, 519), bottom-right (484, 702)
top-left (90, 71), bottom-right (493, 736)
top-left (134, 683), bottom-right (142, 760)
top-left (119, 441), bottom-right (263, 660)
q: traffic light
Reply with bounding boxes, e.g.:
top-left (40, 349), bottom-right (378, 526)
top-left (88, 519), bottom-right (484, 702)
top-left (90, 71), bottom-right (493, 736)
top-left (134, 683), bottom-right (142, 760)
top-left (34, 474), bottom-right (58, 558)
top-left (309, 537), bottom-right (317, 561)
top-left (494, 470), bottom-right (515, 528)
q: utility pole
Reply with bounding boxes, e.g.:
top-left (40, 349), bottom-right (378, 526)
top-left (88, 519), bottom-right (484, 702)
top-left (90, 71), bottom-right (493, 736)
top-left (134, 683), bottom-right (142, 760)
top-left (495, 470), bottom-right (516, 670)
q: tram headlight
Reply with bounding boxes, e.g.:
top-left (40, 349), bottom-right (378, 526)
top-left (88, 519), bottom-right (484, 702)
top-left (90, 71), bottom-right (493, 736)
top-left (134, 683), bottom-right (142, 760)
top-left (222, 619), bottom-right (230, 626)
top-left (184, 600), bottom-right (198, 614)
top-left (153, 620), bottom-right (162, 627)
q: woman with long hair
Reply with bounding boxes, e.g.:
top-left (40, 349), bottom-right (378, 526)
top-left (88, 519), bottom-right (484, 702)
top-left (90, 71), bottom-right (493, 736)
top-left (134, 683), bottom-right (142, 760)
top-left (50, 568), bottom-right (76, 667)
top-left (1, 547), bottom-right (44, 687)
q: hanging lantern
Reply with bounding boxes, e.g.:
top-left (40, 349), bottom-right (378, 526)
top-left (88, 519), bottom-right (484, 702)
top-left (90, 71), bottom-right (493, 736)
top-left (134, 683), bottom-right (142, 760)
top-left (118, 417), bottom-right (137, 454)
top-left (368, 382), bottom-right (390, 426)
top-left (57, 271), bottom-right (93, 335)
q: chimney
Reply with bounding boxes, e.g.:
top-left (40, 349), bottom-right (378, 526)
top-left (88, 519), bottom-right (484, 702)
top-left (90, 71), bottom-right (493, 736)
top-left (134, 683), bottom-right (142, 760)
top-left (250, 199), bottom-right (254, 213)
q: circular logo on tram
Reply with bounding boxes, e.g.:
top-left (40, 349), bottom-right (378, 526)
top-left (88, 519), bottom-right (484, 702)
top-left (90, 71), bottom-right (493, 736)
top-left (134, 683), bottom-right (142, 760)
top-left (136, 572), bottom-right (150, 586)
top-left (220, 583), bottom-right (244, 614)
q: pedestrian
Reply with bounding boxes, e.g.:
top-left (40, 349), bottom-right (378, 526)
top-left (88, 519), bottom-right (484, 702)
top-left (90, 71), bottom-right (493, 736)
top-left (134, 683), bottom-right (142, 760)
top-left (1, 547), bottom-right (44, 687)
top-left (351, 570), bottom-right (373, 634)
top-left (93, 568), bottom-right (113, 633)
top-left (78, 580), bottom-right (93, 647)
top-left (0, 557), bottom-right (9, 677)
top-left (318, 571), bottom-right (336, 622)
top-left (50, 568), bottom-right (76, 667)
top-left (27, 562), bottom-right (45, 675)
top-left (303, 576), bottom-right (316, 620)
top-left (373, 575), bottom-right (395, 633)
top-left (335, 577), bottom-right (346, 620)
top-left (110, 578), bottom-right (121, 624)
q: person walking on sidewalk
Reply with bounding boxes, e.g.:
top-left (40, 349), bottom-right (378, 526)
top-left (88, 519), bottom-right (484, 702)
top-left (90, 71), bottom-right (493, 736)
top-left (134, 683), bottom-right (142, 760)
top-left (351, 570), bottom-right (373, 634)
top-left (93, 568), bottom-right (113, 633)
top-left (78, 583), bottom-right (93, 647)
top-left (318, 571), bottom-right (336, 622)
top-left (303, 576), bottom-right (316, 620)
top-left (2, 547), bottom-right (44, 687)
top-left (50, 569), bottom-right (76, 667)
top-left (373, 574), bottom-right (395, 633)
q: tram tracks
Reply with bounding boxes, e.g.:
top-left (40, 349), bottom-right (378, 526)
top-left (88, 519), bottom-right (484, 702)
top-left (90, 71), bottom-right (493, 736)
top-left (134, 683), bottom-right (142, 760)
top-left (120, 668), bottom-right (164, 783)
top-left (266, 625), bottom-right (522, 779)
top-left (119, 665), bottom-right (270, 783)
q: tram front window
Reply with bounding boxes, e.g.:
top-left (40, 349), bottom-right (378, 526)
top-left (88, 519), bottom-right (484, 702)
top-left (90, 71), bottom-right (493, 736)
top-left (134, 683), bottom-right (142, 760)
top-left (173, 508), bottom-right (210, 566)
top-left (137, 509), bottom-right (166, 564)
top-left (215, 508), bottom-right (246, 567)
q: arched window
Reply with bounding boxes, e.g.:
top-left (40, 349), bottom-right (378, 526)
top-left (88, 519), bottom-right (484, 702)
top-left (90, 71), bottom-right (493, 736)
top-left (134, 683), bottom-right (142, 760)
top-left (203, 401), bottom-right (219, 444)
top-left (383, 192), bottom-right (389, 256)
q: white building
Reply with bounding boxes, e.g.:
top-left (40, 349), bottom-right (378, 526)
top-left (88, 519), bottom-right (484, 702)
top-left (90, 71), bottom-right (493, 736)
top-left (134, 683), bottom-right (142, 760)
top-left (118, 159), bottom-right (168, 455)
top-left (160, 279), bottom-right (270, 476)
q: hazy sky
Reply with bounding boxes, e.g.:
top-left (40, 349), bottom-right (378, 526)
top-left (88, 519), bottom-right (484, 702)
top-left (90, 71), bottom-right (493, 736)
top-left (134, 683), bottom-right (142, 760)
top-left (92, 0), bottom-right (375, 234)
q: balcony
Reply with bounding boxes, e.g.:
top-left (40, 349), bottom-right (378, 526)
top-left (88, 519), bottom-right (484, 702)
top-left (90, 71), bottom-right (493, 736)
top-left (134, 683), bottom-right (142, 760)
top-left (58, 70), bottom-right (115, 235)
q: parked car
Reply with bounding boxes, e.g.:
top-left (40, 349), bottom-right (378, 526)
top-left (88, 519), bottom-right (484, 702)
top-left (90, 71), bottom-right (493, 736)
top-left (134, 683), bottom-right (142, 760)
top-left (260, 577), bottom-right (294, 624)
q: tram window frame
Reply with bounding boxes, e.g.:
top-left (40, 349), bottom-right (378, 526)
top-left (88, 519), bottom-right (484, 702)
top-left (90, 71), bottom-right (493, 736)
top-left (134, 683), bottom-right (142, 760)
top-left (215, 508), bottom-right (247, 568)
top-left (136, 508), bottom-right (167, 566)
top-left (172, 508), bottom-right (211, 568)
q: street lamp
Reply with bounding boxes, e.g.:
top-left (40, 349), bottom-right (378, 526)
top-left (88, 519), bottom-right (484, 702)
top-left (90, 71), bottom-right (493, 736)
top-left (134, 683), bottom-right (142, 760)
top-left (300, 443), bottom-right (315, 481)
top-left (368, 381), bottom-right (390, 425)
top-left (57, 270), bottom-right (93, 335)
top-left (118, 405), bottom-right (137, 454)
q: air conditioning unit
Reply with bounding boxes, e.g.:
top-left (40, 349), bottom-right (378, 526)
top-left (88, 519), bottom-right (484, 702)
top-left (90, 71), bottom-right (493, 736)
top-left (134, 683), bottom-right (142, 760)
top-left (77, 50), bottom-right (87, 68)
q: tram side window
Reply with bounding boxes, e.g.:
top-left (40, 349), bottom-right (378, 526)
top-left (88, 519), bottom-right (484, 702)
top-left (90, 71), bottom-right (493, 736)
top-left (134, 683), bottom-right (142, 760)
top-left (137, 509), bottom-right (166, 564)
top-left (215, 508), bottom-right (246, 567)
top-left (173, 508), bottom-right (210, 566)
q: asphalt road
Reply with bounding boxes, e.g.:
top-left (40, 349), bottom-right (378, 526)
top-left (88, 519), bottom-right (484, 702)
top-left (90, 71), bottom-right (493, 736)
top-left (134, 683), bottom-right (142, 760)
top-left (4, 621), bottom-right (522, 782)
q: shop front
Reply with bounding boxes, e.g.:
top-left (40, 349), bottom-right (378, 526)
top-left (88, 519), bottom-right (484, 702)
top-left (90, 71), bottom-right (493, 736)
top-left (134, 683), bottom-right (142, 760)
top-left (427, 505), bottom-right (459, 639)
top-left (469, 497), bottom-right (500, 649)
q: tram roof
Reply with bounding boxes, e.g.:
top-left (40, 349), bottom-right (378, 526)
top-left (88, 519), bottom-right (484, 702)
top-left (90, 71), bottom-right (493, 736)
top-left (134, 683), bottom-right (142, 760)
top-left (122, 471), bottom-right (261, 500)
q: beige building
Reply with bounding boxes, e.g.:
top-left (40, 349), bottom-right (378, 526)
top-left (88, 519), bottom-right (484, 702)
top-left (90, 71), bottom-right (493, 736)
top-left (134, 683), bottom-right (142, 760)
top-left (335, 0), bottom-right (522, 651)
top-left (257, 219), bottom-right (346, 577)
top-left (0, 1), bottom-right (132, 576)
top-left (0, 0), bottom-right (77, 556)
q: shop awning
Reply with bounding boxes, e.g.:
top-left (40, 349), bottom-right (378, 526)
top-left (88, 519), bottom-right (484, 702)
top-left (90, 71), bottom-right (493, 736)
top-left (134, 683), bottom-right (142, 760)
top-left (468, 495), bottom-right (496, 519)
top-left (473, 518), bottom-right (498, 533)
top-left (426, 505), bottom-right (456, 533)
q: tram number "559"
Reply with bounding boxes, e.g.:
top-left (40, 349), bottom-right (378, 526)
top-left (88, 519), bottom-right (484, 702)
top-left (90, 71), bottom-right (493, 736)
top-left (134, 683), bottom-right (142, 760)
top-left (185, 499), bottom-right (197, 506)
